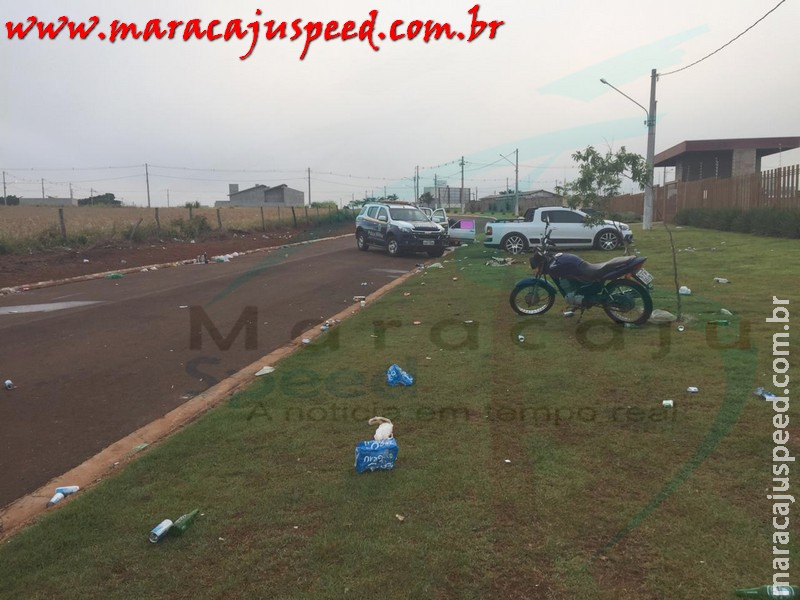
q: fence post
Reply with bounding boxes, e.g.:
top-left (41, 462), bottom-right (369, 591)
top-left (217, 208), bottom-right (223, 230)
top-left (189, 205), bottom-right (194, 220)
top-left (155, 207), bottom-right (161, 237)
top-left (260, 206), bottom-right (266, 231)
top-left (291, 206), bottom-right (297, 227)
top-left (58, 208), bottom-right (67, 241)
top-left (305, 207), bottom-right (310, 225)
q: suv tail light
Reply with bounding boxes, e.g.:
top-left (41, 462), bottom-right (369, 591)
top-left (486, 225), bottom-right (493, 235)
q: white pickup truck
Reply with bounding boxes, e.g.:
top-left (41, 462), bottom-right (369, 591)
top-left (483, 206), bottom-right (633, 254)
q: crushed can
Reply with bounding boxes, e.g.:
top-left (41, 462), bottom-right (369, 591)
top-left (46, 492), bottom-right (65, 507)
top-left (149, 519), bottom-right (173, 543)
top-left (355, 438), bottom-right (398, 473)
top-left (55, 485), bottom-right (80, 495)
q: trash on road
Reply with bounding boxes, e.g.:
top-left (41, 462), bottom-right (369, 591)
top-left (427, 263), bottom-right (444, 269)
top-left (4, 379), bottom-right (14, 390)
top-left (679, 286), bottom-right (691, 295)
top-left (105, 272), bottom-right (124, 279)
top-left (713, 277), bottom-right (730, 284)
top-left (46, 492), bottom-right (65, 507)
top-left (387, 364), bottom-right (414, 386)
top-left (55, 485), bottom-right (80, 495)
top-left (662, 400), bottom-right (674, 408)
top-left (687, 387), bottom-right (699, 394)
top-left (255, 366), bottom-right (275, 376)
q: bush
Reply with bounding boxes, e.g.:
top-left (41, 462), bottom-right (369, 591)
top-left (168, 216), bottom-right (212, 240)
top-left (674, 207), bottom-right (800, 238)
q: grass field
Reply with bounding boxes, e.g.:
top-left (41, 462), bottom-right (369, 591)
top-left (0, 205), bottom-right (351, 252)
top-left (0, 224), bottom-right (797, 599)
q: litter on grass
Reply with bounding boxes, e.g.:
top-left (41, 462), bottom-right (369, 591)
top-left (255, 366), bottom-right (275, 376)
top-left (386, 364), bottom-right (414, 386)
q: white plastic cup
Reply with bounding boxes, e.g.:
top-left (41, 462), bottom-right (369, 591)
top-left (662, 400), bottom-right (674, 408)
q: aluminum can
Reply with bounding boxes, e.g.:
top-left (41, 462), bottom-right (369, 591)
top-left (149, 519), bottom-right (173, 543)
top-left (55, 485), bottom-right (80, 495)
top-left (47, 492), bottom-right (65, 506)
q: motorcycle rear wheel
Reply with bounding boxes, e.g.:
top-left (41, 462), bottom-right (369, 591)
top-left (603, 279), bottom-right (653, 325)
top-left (510, 280), bottom-right (556, 316)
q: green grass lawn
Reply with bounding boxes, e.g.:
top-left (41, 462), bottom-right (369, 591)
top-left (1, 224), bottom-right (797, 599)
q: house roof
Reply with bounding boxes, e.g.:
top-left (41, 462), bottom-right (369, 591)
top-left (654, 136), bottom-right (800, 167)
top-left (229, 184), bottom-right (289, 196)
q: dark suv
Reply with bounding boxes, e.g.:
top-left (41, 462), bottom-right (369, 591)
top-left (355, 202), bottom-right (449, 257)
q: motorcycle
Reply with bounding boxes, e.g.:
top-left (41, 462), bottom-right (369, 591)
top-left (509, 223), bottom-right (654, 325)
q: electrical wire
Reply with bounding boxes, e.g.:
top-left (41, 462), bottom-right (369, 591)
top-left (660, 0), bottom-right (788, 77)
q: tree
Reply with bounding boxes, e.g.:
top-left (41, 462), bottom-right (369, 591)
top-left (2, 195), bottom-right (20, 206)
top-left (556, 146), bottom-right (648, 214)
top-left (419, 192), bottom-right (434, 206)
top-left (559, 144), bottom-right (684, 320)
top-left (78, 193), bottom-right (120, 207)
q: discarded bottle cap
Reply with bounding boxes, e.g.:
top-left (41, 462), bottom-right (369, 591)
top-left (47, 492), bottom-right (65, 507)
top-left (149, 519), bottom-right (174, 543)
top-left (662, 400), bottom-right (674, 408)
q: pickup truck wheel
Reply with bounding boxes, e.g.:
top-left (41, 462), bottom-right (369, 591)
top-left (386, 236), bottom-right (401, 257)
top-left (502, 233), bottom-right (528, 255)
top-left (595, 229), bottom-right (621, 251)
top-left (356, 230), bottom-right (369, 251)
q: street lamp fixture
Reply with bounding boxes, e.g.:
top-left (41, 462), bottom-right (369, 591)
top-left (600, 70), bottom-right (658, 230)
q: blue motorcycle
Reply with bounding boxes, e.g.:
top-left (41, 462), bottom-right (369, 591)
top-left (509, 224), bottom-right (654, 325)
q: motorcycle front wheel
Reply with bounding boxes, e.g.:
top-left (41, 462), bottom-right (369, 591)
top-left (509, 280), bottom-right (556, 316)
top-left (603, 279), bottom-right (653, 325)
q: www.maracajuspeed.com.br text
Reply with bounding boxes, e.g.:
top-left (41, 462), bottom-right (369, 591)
top-left (6, 5), bottom-right (505, 60)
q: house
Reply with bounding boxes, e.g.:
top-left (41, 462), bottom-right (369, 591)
top-left (654, 136), bottom-right (800, 181)
top-left (475, 189), bottom-right (562, 213)
top-left (215, 184), bottom-right (305, 208)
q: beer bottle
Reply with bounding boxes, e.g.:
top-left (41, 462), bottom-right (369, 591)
top-left (172, 509), bottom-right (200, 536)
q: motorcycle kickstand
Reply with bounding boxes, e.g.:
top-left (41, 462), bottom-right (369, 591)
top-left (575, 307), bottom-right (587, 323)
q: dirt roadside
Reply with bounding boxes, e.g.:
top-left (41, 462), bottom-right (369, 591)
top-left (0, 222), bottom-right (354, 290)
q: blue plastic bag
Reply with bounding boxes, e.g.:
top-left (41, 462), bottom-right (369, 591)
top-left (386, 364), bottom-right (414, 387)
top-left (354, 438), bottom-right (398, 473)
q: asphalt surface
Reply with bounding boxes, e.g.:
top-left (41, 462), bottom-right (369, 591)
top-left (0, 235), bottom-right (427, 508)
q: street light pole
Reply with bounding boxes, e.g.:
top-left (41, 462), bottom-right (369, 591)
top-left (600, 69), bottom-right (657, 230)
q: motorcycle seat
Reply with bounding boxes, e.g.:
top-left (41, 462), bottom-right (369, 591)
top-left (574, 256), bottom-right (638, 281)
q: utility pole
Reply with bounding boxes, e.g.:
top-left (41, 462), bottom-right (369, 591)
top-left (41, 178), bottom-right (45, 199)
top-left (460, 156), bottom-right (465, 212)
top-left (90, 188), bottom-right (94, 206)
top-left (515, 148), bottom-right (519, 218)
top-left (307, 167), bottom-right (311, 205)
top-left (145, 163), bottom-right (151, 208)
top-left (69, 183), bottom-right (73, 201)
top-left (643, 68), bottom-right (658, 230)
top-left (167, 189), bottom-right (170, 207)
top-left (2, 171), bottom-right (6, 205)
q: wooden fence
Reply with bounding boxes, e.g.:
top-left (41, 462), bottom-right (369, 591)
top-left (609, 164), bottom-right (800, 222)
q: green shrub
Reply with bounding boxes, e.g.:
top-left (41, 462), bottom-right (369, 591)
top-left (674, 206), bottom-right (800, 238)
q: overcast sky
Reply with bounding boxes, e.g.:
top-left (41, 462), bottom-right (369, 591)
top-left (2, 0), bottom-right (798, 207)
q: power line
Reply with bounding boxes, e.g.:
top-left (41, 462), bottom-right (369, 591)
top-left (660, 0), bottom-right (788, 77)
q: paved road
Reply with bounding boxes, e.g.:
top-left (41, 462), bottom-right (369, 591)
top-left (0, 235), bottom-right (426, 508)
